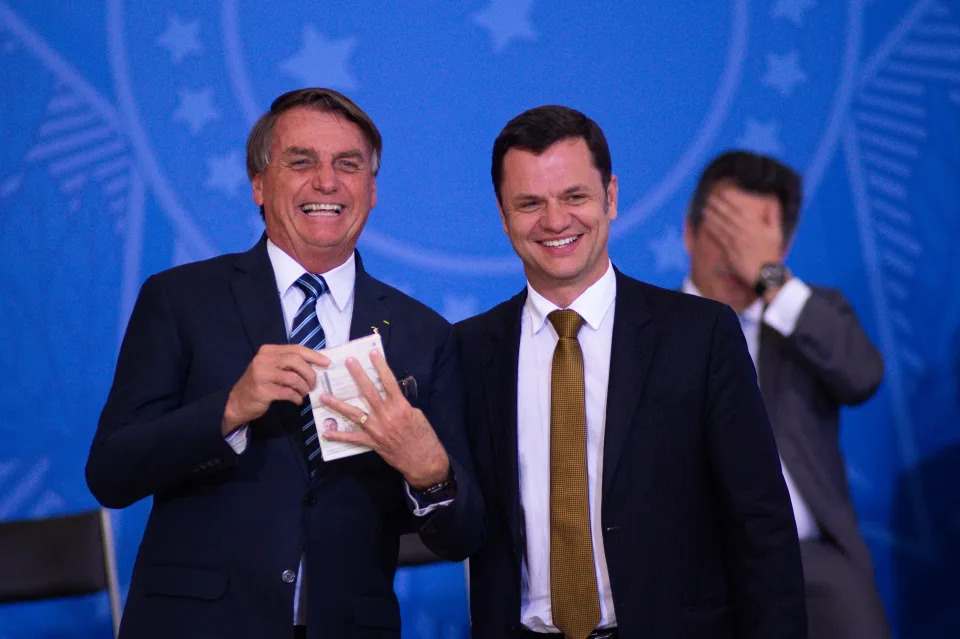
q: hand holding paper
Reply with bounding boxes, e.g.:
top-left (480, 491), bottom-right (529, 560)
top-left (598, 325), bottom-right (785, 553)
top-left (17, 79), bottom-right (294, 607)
top-left (222, 344), bottom-right (331, 436)
top-left (319, 349), bottom-right (450, 489)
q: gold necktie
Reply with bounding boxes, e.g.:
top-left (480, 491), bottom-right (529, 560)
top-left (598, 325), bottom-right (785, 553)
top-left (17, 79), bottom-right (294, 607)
top-left (548, 309), bottom-right (600, 639)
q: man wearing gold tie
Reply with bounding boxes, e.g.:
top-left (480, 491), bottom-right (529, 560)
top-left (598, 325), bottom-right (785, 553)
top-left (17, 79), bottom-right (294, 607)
top-left (457, 106), bottom-right (807, 639)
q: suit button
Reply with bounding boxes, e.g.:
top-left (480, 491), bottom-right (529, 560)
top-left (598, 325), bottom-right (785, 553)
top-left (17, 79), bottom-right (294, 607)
top-left (303, 493), bottom-right (316, 506)
top-left (282, 570), bottom-right (296, 584)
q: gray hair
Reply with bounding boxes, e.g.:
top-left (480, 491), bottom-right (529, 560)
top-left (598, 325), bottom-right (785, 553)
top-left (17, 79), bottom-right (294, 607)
top-left (245, 88), bottom-right (382, 180)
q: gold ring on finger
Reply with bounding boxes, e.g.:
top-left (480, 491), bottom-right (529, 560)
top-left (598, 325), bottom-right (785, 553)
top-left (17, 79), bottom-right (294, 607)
top-left (357, 413), bottom-right (369, 427)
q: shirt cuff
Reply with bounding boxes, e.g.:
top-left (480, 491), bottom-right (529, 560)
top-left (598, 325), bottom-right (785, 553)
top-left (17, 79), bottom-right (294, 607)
top-left (763, 277), bottom-right (812, 336)
top-left (224, 425), bottom-right (249, 454)
top-left (404, 481), bottom-right (455, 517)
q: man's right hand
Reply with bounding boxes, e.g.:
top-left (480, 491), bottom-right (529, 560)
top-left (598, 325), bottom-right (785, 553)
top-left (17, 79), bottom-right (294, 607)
top-left (222, 344), bottom-right (330, 435)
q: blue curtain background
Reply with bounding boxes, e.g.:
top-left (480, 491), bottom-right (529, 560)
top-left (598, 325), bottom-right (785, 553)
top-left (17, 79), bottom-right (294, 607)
top-left (1, 1), bottom-right (959, 637)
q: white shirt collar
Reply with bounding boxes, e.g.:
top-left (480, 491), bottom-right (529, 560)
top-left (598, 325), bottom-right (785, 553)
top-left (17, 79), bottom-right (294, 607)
top-left (525, 261), bottom-right (616, 336)
top-left (682, 276), bottom-right (762, 323)
top-left (266, 239), bottom-right (356, 312)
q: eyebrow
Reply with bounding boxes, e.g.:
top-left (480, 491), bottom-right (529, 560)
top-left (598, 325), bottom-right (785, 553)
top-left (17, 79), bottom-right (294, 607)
top-left (509, 192), bottom-right (542, 205)
top-left (509, 183), bottom-right (592, 204)
top-left (333, 149), bottom-right (366, 162)
top-left (560, 183), bottom-right (591, 196)
top-left (280, 146), bottom-right (317, 157)
top-left (281, 147), bottom-right (367, 160)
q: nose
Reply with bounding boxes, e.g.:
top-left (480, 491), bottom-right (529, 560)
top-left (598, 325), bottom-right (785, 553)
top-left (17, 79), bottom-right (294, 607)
top-left (539, 200), bottom-right (570, 233)
top-left (311, 162), bottom-right (339, 193)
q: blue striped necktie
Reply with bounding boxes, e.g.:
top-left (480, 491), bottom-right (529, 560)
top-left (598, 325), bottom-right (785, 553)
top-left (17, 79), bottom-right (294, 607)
top-left (291, 273), bottom-right (329, 478)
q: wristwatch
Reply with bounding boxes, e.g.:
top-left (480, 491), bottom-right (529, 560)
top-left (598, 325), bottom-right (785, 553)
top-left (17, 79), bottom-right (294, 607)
top-left (754, 262), bottom-right (789, 296)
top-left (410, 471), bottom-right (457, 504)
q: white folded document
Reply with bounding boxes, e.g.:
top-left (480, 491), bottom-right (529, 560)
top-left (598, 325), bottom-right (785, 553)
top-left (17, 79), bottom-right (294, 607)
top-left (307, 333), bottom-right (385, 461)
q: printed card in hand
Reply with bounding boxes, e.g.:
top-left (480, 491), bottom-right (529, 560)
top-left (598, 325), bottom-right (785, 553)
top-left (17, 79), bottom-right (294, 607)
top-left (308, 333), bottom-right (385, 461)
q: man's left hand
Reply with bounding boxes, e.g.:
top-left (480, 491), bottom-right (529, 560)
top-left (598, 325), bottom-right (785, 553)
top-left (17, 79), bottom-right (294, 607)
top-left (319, 350), bottom-right (450, 489)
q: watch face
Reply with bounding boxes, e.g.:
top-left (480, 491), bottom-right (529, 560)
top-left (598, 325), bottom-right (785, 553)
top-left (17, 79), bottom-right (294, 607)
top-left (760, 263), bottom-right (788, 287)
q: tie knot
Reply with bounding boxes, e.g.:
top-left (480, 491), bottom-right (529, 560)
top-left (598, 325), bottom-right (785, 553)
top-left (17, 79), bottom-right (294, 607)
top-left (294, 273), bottom-right (329, 301)
top-left (548, 309), bottom-right (584, 339)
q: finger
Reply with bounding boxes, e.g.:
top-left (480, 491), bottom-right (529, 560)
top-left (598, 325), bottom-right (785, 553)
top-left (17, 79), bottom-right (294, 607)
top-left (705, 197), bottom-right (741, 232)
top-left (272, 352), bottom-right (321, 389)
top-left (706, 193), bottom-right (738, 218)
top-left (344, 357), bottom-right (385, 410)
top-left (321, 426), bottom-right (377, 450)
top-left (245, 364), bottom-right (309, 401)
top-left (266, 382), bottom-right (307, 406)
top-left (369, 350), bottom-right (403, 400)
top-left (317, 393), bottom-right (368, 422)
top-left (290, 345), bottom-right (331, 368)
top-left (701, 214), bottom-right (733, 248)
top-left (270, 369), bottom-right (313, 398)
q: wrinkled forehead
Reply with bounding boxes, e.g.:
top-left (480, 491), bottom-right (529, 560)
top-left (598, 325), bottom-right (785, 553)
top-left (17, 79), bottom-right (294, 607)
top-left (271, 107), bottom-right (372, 156)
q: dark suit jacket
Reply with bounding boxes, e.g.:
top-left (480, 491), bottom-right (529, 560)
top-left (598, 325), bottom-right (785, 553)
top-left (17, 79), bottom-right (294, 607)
top-left (758, 286), bottom-right (884, 579)
top-left (86, 238), bottom-right (484, 639)
top-left (457, 269), bottom-right (806, 639)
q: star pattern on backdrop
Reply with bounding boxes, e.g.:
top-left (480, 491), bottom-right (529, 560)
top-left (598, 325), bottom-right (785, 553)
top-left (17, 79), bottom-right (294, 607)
top-left (206, 150), bottom-right (247, 198)
top-left (737, 118), bottom-right (784, 157)
top-left (173, 87), bottom-right (219, 135)
top-left (771, 0), bottom-right (817, 27)
top-left (648, 226), bottom-right (688, 275)
top-left (763, 51), bottom-right (807, 97)
top-left (472, 0), bottom-right (538, 53)
top-left (1, 174), bottom-right (23, 198)
top-left (157, 15), bottom-right (203, 65)
top-left (279, 25), bottom-right (358, 91)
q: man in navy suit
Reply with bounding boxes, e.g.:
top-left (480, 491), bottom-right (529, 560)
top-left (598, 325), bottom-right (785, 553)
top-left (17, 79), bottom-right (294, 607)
top-left (457, 106), bottom-right (805, 638)
top-left (86, 88), bottom-right (483, 638)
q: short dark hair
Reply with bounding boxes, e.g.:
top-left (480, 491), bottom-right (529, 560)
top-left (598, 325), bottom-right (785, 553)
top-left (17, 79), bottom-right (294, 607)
top-left (687, 150), bottom-right (803, 244)
top-left (245, 88), bottom-right (382, 180)
top-left (491, 105), bottom-right (612, 203)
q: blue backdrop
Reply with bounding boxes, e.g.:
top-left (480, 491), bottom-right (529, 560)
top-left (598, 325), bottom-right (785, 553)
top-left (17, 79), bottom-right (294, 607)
top-left (1, 1), bottom-right (959, 637)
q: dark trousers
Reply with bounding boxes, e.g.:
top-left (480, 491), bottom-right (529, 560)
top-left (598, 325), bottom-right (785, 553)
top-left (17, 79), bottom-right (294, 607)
top-left (801, 540), bottom-right (891, 639)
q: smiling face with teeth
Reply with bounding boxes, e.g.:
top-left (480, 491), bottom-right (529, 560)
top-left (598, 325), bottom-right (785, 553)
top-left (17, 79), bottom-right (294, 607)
top-left (252, 107), bottom-right (377, 274)
top-left (497, 137), bottom-right (618, 307)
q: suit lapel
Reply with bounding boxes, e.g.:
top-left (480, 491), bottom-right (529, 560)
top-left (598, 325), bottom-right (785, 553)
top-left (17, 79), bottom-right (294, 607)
top-left (349, 252), bottom-right (391, 346)
top-left (231, 236), bottom-right (288, 351)
top-left (757, 324), bottom-right (782, 434)
top-left (230, 236), bottom-right (309, 477)
top-left (483, 291), bottom-right (526, 554)
top-left (602, 270), bottom-right (654, 501)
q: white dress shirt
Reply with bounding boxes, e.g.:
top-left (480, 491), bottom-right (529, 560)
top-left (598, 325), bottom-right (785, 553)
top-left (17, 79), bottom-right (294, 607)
top-left (227, 241), bottom-right (446, 624)
top-left (270, 240), bottom-right (358, 625)
top-left (682, 277), bottom-right (820, 540)
top-left (517, 262), bottom-right (617, 632)
top-left (225, 240), bottom-right (356, 453)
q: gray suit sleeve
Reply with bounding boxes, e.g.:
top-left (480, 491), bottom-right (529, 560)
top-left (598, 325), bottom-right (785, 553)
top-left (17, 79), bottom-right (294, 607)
top-left (786, 287), bottom-right (884, 405)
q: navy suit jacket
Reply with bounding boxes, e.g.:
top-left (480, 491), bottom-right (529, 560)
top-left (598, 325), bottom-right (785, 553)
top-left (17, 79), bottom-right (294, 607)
top-left (456, 269), bottom-right (806, 639)
top-left (86, 238), bottom-right (483, 639)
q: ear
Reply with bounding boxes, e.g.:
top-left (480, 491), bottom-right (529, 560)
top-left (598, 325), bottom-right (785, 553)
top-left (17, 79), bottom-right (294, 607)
top-left (683, 218), bottom-right (695, 254)
top-left (252, 174), bottom-right (264, 207)
top-left (370, 175), bottom-right (377, 209)
top-left (606, 175), bottom-right (619, 221)
top-left (497, 199), bottom-right (509, 236)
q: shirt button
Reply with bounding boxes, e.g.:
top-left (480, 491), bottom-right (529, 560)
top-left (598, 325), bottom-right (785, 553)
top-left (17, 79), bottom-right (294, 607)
top-left (303, 493), bottom-right (316, 506)
top-left (282, 570), bottom-right (296, 583)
